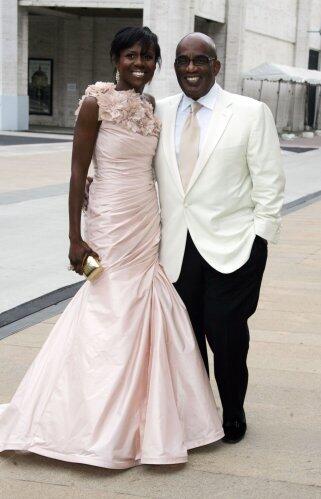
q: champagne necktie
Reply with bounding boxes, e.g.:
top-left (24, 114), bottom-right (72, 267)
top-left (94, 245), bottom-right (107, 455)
top-left (178, 101), bottom-right (202, 191)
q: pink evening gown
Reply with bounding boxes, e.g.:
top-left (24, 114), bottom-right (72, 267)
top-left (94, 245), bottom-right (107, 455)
top-left (0, 82), bottom-right (223, 469)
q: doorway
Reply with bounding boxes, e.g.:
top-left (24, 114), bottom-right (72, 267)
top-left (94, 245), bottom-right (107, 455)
top-left (308, 49), bottom-right (320, 127)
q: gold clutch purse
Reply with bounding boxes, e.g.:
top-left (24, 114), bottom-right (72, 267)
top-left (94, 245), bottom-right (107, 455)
top-left (82, 255), bottom-right (104, 282)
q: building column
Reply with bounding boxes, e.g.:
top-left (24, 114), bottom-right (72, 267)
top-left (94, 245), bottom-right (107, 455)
top-left (294, 0), bottom-right (311, 68)
top-left (224, 0), bottom-right (246, 93)
top-left (0, 2), bottom-right (28, 130)
top-left (143, 0), bottom-right (194, 98)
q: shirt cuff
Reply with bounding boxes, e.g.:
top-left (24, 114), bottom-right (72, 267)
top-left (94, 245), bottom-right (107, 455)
top-left (254, 217), bottom-right (281, 244)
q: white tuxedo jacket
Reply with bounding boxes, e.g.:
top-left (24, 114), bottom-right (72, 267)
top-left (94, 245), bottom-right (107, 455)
top-left (154, 88), bottom-right (285, 283)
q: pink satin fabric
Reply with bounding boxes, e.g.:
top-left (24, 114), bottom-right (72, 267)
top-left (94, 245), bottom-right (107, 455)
top-left (0, 87), bottom-right (223, 469)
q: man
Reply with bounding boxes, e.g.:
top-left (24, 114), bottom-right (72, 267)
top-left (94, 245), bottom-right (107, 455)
top-left (154, 32), bottom-right (285, 443)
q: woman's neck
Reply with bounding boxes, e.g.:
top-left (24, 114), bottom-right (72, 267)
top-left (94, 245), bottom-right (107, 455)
top-left (115, 81), bottom-right (144, 94)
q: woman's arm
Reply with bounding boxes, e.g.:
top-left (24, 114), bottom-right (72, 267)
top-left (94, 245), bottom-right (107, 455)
top-left (68, 97), bottom-right (100, 275)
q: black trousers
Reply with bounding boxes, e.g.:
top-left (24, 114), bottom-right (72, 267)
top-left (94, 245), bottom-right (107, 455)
top-left (174, 232), bottom-right (267, 421)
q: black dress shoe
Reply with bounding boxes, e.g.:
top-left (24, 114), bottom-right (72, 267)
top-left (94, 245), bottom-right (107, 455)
top-left (222, 418), bottom-right (247, 444)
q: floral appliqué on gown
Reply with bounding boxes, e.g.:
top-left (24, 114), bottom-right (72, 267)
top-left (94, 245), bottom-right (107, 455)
top-left (0, 82), bottom-right (223, 469)
top-left (76, 81), bottom-right (161, 137)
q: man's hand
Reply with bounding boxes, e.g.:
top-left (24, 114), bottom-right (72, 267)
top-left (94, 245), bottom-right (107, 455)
top-left (83, 176), bottom-right (93, 210)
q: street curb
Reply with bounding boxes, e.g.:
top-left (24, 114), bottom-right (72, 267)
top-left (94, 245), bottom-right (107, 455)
top-left (282, 190), bottom-right (321, 214)
top-left (0, 281), bottom-right (84, 329)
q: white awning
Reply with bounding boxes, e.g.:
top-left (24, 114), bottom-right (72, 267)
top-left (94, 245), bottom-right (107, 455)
top-left (243, 63), bottom-right (321, 84)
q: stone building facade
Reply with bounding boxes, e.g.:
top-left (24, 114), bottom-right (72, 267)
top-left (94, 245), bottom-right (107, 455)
top-left (0, 0), bottom-right (321, 130)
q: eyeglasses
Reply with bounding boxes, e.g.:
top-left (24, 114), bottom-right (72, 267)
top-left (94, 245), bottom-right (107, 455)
top-left (174, 55), bottom-right (217, 67)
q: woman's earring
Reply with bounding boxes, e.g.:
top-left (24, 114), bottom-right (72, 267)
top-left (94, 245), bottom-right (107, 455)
top-left (115, 70), bottom-right (120, 84)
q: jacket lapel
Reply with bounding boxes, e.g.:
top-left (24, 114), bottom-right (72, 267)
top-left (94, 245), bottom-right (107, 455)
top-left (185, 90), bottom-right (233, 195)
top-left (161, 94), bottom-right (184, 197)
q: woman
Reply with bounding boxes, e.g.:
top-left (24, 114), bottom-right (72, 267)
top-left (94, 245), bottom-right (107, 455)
top-left (0, 27), bottom-right (223, 469)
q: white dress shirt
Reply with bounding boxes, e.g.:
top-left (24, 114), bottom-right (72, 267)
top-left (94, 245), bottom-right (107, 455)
top-left (175, 82), bottom-right (221, 157)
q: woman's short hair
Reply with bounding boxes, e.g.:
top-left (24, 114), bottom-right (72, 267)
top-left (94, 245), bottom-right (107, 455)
top-left (110, 26), bottom-right (161, 67)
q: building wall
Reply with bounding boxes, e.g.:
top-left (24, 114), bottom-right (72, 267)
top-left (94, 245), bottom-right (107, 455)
top-left (194, 0), bottom-right (225, 23)
top-left (243, 0), bottom-right (297, 71)
top-left (243, 31), bottom-right (295, 71)
top-left (19, 0), bottom-right (143, 6)
top-left (309, 0), bottom-right (321, 53)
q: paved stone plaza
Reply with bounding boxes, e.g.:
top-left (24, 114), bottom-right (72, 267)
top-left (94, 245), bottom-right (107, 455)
top-left (1, 132), bottom-right (321, 497)
top-left (0, 195), bottom-right (321, 497)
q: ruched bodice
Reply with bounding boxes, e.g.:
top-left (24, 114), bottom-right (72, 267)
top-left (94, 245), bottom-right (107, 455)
top-left (86, 121), bottom-right (160, 273)
top-left (92, 122), bottom-right (156, 194)
top-left (0, 82), bottom-right (223, 469)
top-left (95, 121), bottom-right (157, 175)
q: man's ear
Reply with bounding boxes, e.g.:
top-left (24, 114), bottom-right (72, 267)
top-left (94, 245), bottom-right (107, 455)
top-left (213, 60), bottom-right (221, 77)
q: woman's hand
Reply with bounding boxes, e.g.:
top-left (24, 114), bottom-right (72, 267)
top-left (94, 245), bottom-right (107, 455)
top-left (68, 240), bottom-right (99, 275)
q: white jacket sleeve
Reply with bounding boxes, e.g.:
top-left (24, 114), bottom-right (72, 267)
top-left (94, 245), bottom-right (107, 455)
top-left (247, 102), bottom-right (286, 243)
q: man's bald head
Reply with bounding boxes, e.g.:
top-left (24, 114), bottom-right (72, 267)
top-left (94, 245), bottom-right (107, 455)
top-left (176, 32), bottom-right (217, 59)
top-left (174, 31), bottom-right (221, 100)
